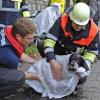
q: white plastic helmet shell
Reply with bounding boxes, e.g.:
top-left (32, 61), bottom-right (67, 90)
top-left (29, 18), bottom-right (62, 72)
top-left (69, 2), bottom-right (90, 25)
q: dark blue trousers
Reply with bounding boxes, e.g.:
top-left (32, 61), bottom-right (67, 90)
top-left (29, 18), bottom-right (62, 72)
top-left (0, 67), bottom-right (25, 97)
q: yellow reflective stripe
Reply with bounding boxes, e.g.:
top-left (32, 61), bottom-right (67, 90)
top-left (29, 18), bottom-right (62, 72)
top-left (18, 2), bottom-right (20, 9)
top-left (83, 52), bottom-right (96, 63)
top-left (22, 11), bottom-right (30, 17)
top-left (60, 4), bottom-right (65, 13)
top-left (44, 39), bottom-right (56, 48)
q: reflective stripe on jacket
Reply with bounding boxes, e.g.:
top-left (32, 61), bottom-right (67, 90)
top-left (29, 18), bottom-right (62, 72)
top-left (61, 14), bottom-right (99, 46)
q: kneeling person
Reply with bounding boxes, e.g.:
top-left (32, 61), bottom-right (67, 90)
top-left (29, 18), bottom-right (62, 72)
top-left (0, 17), bottom-right (37, 97)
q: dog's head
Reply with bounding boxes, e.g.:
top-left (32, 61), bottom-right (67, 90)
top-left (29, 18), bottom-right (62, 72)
top-left (68, 54), bottom-right (81, 70)
top-left (68, 60), bottom-right (79, 71)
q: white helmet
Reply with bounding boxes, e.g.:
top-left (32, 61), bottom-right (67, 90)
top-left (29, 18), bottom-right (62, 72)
top-left (69, 2), bottom-right (90, 25)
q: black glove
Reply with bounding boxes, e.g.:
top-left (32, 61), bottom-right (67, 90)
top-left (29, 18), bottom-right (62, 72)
top-left (68, 54), bottom-right (89, 71)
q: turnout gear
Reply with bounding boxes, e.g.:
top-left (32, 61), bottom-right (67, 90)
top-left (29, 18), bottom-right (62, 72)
top-left (61, 14), bottom-right (98, 63)
top-left (69, 2), bottom-right (90, 25)
top-left (49, 0), bottom-right (65, 13)
top-left (61, 14), bottom-right (99, 46)
top-left (43, 14), bottom-right (99, 62)
top-left (0, 0), bottom-right (30, 29)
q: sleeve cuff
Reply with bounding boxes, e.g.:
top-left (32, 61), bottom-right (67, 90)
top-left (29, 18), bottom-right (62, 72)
top-left (46, 52), bottom-right (56, 62)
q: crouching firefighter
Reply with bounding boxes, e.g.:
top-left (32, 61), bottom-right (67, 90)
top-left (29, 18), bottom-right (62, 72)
top-left (0, 0), bottom-right (30, 30)
top-left (37, 2), bottom-right (99, 82)
top-left (0, 18), bottom-right (37, 98)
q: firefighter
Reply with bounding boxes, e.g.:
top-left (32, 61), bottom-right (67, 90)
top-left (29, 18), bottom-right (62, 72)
top-left (37, 2), bottom-right (99, 81)
top-left (49, 0), bottom-right (65, 13)
top-left (0, 18), bottom-right (37, 97)
top-left (0, 0), bottom-right (30, 30)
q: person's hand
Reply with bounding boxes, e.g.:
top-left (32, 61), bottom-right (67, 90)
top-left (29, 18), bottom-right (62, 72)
top-left (21, 53), bottom-right (37, 64)
top-left (49, 60), bottom-right (64, 80)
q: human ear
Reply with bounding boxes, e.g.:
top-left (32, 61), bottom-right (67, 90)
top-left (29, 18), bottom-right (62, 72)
top-left (15, 34), bottom-right (22, 41)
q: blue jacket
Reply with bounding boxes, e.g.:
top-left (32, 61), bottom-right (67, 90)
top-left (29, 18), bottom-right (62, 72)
top-left (0, 27), bottom-right (22, 69)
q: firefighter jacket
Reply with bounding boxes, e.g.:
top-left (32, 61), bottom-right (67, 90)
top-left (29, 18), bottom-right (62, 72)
top-left (44, 14), bottom-right (99, 63)
top-left (0, 0), bottom-right (30, 29)
top-left (49, 0), bottom-right (65, 13)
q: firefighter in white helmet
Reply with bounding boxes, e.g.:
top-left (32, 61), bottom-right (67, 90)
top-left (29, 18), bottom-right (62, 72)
top-left (37, 2), bottom-right (99, 83)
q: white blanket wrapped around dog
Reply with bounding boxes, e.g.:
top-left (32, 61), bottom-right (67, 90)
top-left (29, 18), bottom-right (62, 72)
top-left (26, 55), bottom-right (79, 99)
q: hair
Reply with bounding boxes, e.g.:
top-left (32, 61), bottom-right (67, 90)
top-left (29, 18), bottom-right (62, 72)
top-left (12, 17), bottom-right (36, 37)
